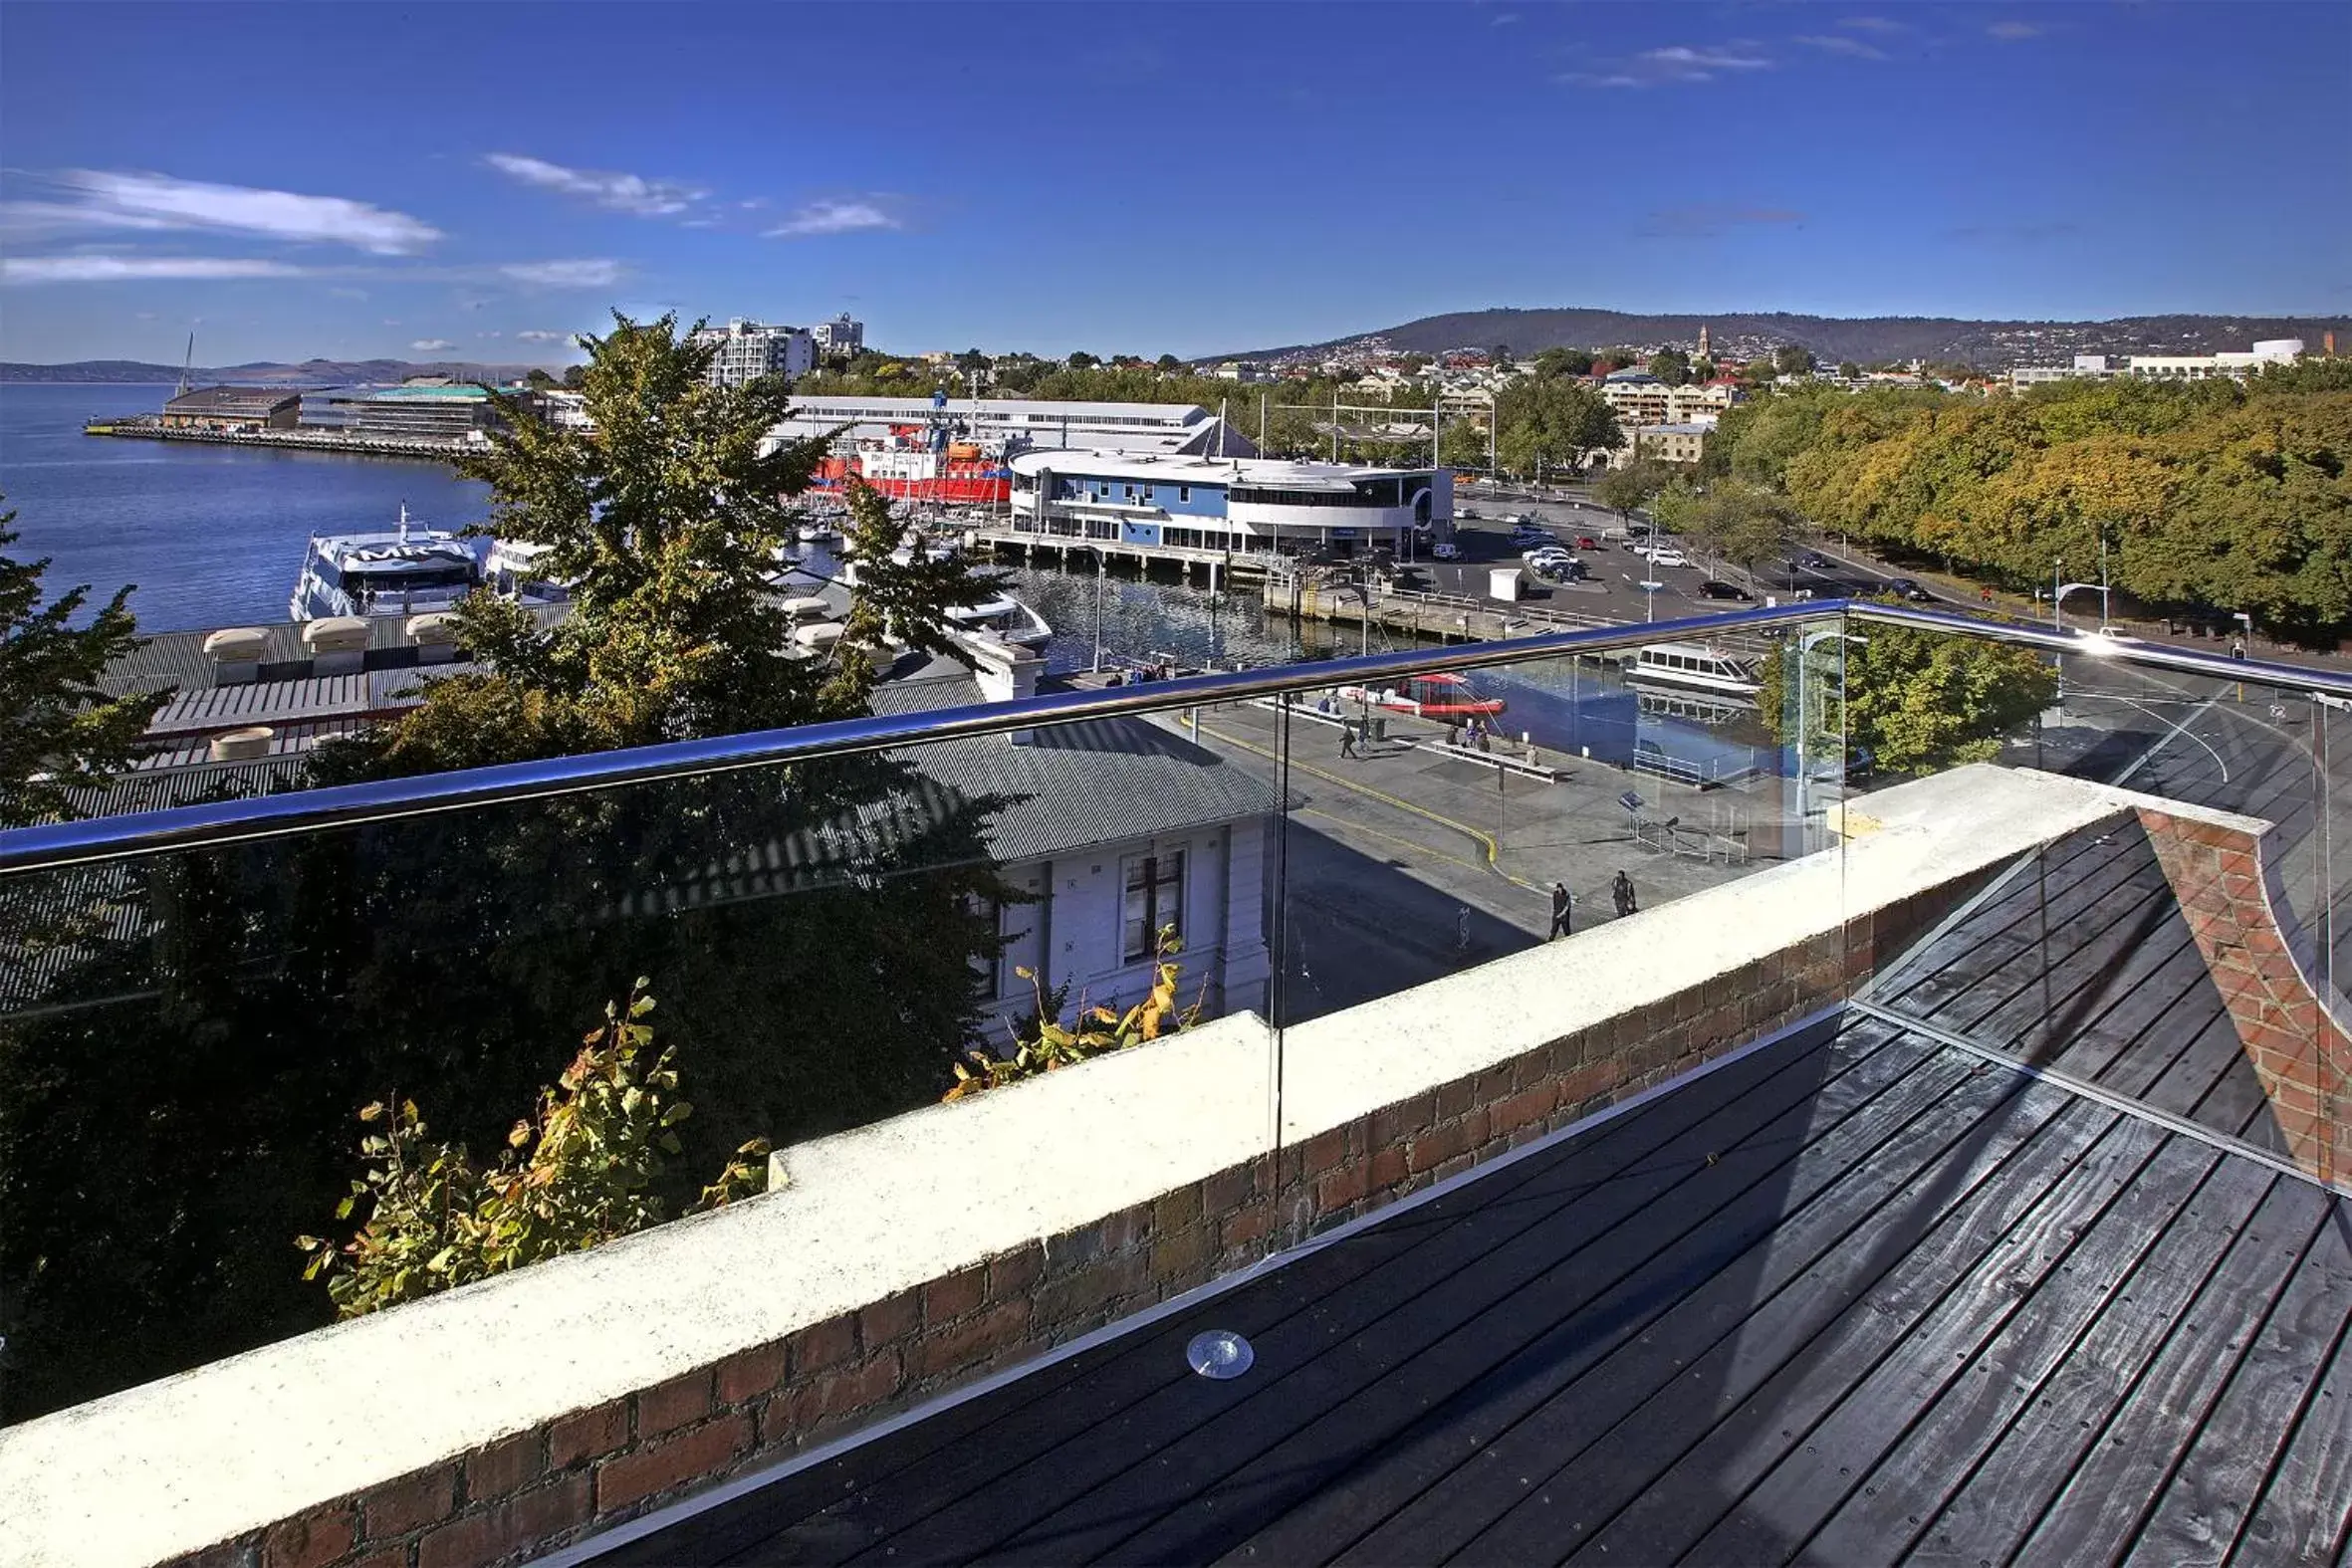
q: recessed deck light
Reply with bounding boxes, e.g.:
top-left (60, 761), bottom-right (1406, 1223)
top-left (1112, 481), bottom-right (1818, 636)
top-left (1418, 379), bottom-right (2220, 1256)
top-left (1187, 1329), bottom-right (1255, 1380)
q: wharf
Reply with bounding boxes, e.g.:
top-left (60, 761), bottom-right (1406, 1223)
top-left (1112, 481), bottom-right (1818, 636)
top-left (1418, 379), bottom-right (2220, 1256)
top-left (82, 420), bottom-right (473, 462)
top-left (1266, 567), bottom-right (1624, 644)
top-left (963, 524), bottom-right (1279, 589)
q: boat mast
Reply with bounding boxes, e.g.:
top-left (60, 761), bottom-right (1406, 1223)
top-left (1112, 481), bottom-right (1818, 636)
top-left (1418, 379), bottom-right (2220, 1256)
top-left (177, 333), bottom-right (194, 399)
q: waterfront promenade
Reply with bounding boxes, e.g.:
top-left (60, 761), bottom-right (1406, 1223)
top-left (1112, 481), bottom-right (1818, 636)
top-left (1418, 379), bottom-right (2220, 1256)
top-left (82, 418), bottom-right (475, 461)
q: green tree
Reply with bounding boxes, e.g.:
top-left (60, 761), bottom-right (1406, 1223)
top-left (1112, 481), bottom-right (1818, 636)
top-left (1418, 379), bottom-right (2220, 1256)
top-left (1837, 360), bottom-right (1861, 379)
top-left (1155, 352), bottom-right (1183, 373)
top-left (1672, 479), bottom-right (1802, 581)
top-left (1495, 378), bottom-right (1619, 478)
top-left (1066, 350), bottom-right (1099, 369)
top-left (1531, 347), bottom-right (1593, 380)
top-left (1648, 349), bottom-right (1692, 387)
top-left (0, 497), bottom-right (171, 829)
top-left (524, 367), bottom-right (556, 389)
top-left (560, 363), bottom-right (587, 389)
top-left (1762, 622), bottom-right (2057, 775)
top-left (1773, 344), bottom-right (1817, 377)
top-left (1594, 457), bottom-right (1672, 518)
top-left (1490, 342), bottom-right (1512, 369)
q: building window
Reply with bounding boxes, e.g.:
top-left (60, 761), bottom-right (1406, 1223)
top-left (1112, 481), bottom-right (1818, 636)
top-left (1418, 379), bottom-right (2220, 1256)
top-left (1178, 486), bottom-right (1191, 502)
top-left (1122, 849), bottom-right (1185, 962)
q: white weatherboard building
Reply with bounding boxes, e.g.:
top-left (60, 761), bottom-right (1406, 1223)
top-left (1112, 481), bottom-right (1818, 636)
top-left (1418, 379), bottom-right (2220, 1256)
top-left (694, 319), bottom-right (817, 387)
top-left (1008, 450), bottom-right (1448, 557)
top-left (812, 313), bottom-right (864, 358)
top-left (2008, 338), bottom-right (2306, 392)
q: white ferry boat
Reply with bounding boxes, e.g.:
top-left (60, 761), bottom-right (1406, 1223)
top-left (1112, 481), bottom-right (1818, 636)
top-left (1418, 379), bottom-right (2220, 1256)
top-left (944, 592), bottom-right (1052, 649)
top-left (289, 506), bottom-right (484, 620)
top-left (1622, 642), bottom-right (1763, 698)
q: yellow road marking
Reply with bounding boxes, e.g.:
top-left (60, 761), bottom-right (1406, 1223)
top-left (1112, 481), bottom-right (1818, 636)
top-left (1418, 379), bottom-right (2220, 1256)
top-left (1185, 713), bottom-right (1547, 895)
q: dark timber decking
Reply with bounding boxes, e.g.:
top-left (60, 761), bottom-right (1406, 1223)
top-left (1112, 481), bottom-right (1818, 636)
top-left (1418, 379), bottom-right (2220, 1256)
top-left (584, 1014), bottom-right (2352, 1566)
top-left (1863, 814), bottom-right (2294, 1158)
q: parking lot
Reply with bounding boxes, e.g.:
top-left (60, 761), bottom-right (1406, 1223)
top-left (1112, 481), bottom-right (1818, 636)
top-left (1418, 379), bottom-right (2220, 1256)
top-left (1396, 484), bottom-right (1923, 623)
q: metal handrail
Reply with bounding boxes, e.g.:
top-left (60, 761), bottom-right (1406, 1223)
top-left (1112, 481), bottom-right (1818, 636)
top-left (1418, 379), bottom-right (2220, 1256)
top-left (0, 598), bottom-right (2343, 874)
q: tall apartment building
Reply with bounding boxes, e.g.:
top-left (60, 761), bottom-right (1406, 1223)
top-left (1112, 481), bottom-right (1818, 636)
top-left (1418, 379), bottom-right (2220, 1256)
top-left (812, 313), bottom-right (865, 358)
top-left (1596, 372), bottom-right (1742, 428)
top-left (692, 319), bottom-right (816, 387)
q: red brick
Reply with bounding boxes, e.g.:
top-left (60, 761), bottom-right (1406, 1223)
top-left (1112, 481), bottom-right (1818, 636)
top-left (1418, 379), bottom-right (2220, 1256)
top-left (1152, 1185), bottom-right (1205, 1234)
top-left (1369, 1142), bottom-right (1409, 1191)
top-left (1101, 1203), bottom-right (1154, 1250)
top-left (263, 1507), bottom-right (356, 1568)
top-left (858, 1290), bottom-right (920, 1350)
top-left (417, 1475), bottom-right (592, 1568)
top-left (1559, 1057), bottom-right (1626, 1105)
top-left (548, 1402), bottom-right (628, 1470)
top-left (910, 1298), bottom-right (1033, 1381)
top-left (1220, 1200), bottom-right (1274, 1249)
top-left (1406, 1120), bottom-right (1470, 1174)
top-left (1201, 1162), bottom-right (1257, 1216)
top-left (1034, 1249), bottom-right (1150, 1326)
top-left (789, 1315), bottom-right (859, 1376)
top-left (1149, 1223), bottom-right (1216, 1283)
top-left (714, 1343), bottom-right (789, 1406)
top-left (639, 1370), bottom-right (718, 1439)
top-left (987, 1243), bottom-right (1046, 1302)
top-left (593, 1413), bottom-right (754, 1514)
top-left (1371, 1092), bottom-right (1436, 1151)
top-left (1299, 1126), bottom-right (1350, 1177)
top-left (1315, 1161), bottom-right (1372, 1213)
top-left (347, 1554), bottom-right (410, 1568)
top-left (1434, 1076), bottom-right (1477, 1119)
top-left (464, 1431), bottom-right (545, 1503)
top-left (361, 1465), bottom-right (457, 1540)
top-left (777, 1349), bottom-right (906, 1435)
top-left (922, 1264), bottom-right (989, 1326)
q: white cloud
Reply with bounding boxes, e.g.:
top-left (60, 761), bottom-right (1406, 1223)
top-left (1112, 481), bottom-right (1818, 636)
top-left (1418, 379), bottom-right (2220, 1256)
top-left (1988, 20), bottom-right (2045, 40)
top-left (483, 153), bottom-right (705, 217)
top-left (5, 170), bottom-right (441, 254)
top-left (327, 285), bottom-right (369, 300)
top-left (499, 258), bottom-right (625, 289)
top-left (411, 338), bottom-right (458, 351)
top-left (514, 329), bottom-right (576, 342)
top-left (765, 199), bottom-right (901, 239)
top-left (1796, 34), bottom-right (1888, 59)
top-left (1641, 45), bottom-right (1772, 74)
top-left (1, 254), bottom-right (308, 284)
top-left (1839, 16), bottom-right (1906, 33)
top-left (1565, 41), bottom-right (1774, 88)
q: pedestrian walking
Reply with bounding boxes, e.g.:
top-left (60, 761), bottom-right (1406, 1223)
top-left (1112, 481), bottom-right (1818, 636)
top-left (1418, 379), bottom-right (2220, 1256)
top-left (2231, 638), bottom-right (2247, 661)
top-left (1549, 882), bottom-right (1573, 940)
top-left (1339, 721), bottom-right (1359, 761)
top-left (1612, 868), bottom-right (1637, 918)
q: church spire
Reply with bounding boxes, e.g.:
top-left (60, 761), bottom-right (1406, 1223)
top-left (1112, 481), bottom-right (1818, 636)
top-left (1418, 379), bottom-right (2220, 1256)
top-left (1696, 323), bottom-right (1712, 361)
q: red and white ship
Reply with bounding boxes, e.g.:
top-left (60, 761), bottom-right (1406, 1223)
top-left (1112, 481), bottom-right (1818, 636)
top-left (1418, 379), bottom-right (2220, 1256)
top-left (816, 429), bottom-right (1013, 506)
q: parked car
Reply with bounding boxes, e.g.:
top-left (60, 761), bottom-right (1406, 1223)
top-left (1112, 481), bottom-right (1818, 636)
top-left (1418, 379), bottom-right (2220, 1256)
top-left (1886, 577), bottom-right (1933, 602)
top-left (1644, 548), bottom-right (1692, 568)
top-left (1459, 507), bottom-right (1481, 520)
top-left (1797, 552), bottom-right (1831, 569)
top-left (1522, 545), bottom-right (1573, 563)
top-left (1432, 541), bottom-right (1462, 560)
top-left (1699, 579), bottom-right (1755, 601)
top-left (1574, 536), bottom-right (1601, 550)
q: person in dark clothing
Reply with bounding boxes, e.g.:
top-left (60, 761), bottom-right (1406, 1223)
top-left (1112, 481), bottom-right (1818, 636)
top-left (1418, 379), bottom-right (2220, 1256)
top-left (2232, 638), bottom-right (2247, 660)
top-left (1612, 868), bottom-right (1636, 918)
top-left (1339, 721), bottom-right (1359, 760)
top-left (1549, 882), bottom-right (1572, 940)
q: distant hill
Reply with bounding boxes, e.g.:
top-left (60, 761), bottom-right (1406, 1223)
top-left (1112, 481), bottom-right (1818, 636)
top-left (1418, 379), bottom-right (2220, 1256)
top-left (1, 356), bottom-right (548, 385)
top-left (1209, 309), bottom-right (2348, 370)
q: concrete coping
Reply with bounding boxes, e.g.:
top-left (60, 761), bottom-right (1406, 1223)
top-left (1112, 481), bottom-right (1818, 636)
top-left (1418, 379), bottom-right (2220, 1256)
top-left (0, 764), bottom-right (2259, 1568)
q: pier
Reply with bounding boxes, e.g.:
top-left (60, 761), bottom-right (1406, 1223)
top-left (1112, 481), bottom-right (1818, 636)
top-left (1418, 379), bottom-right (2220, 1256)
top-left (962, 522), bottom-right (1281, 591)
top-left (1262, 567), bottom-right (1626, 644)
top-left (82, 419), bottom-right (474, 462)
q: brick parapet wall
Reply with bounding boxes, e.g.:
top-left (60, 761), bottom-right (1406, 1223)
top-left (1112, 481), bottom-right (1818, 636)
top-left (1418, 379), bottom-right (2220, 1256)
top-left (2138, 806), bottom-right (2351, 1184)
top-left (166, 890), bottom-right (1979, 1568)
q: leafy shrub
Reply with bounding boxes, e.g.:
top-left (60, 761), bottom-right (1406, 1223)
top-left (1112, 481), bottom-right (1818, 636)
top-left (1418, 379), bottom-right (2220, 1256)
top-left (299, 983), bottom-right (768, 1317)
top-left (942, 928), bottom-right (1202, 1101)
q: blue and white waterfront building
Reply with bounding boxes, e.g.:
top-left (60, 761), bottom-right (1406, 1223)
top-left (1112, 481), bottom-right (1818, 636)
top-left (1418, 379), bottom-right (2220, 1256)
top-left (1007, 451), bottom-right (1450, 558)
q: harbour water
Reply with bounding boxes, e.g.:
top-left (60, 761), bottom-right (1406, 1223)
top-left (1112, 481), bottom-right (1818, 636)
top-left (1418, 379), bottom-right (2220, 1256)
top-left (0, 383), bottom-right (491, 631)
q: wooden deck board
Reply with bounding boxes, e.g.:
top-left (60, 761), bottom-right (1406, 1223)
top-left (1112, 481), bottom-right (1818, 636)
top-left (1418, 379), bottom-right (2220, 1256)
top-left (585, 1017), bottom-right (2351, 1568)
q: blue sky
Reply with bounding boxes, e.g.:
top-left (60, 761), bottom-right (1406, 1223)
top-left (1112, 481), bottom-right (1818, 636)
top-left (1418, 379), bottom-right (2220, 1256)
top-left (3, 2), bottom-right (2345, 365)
